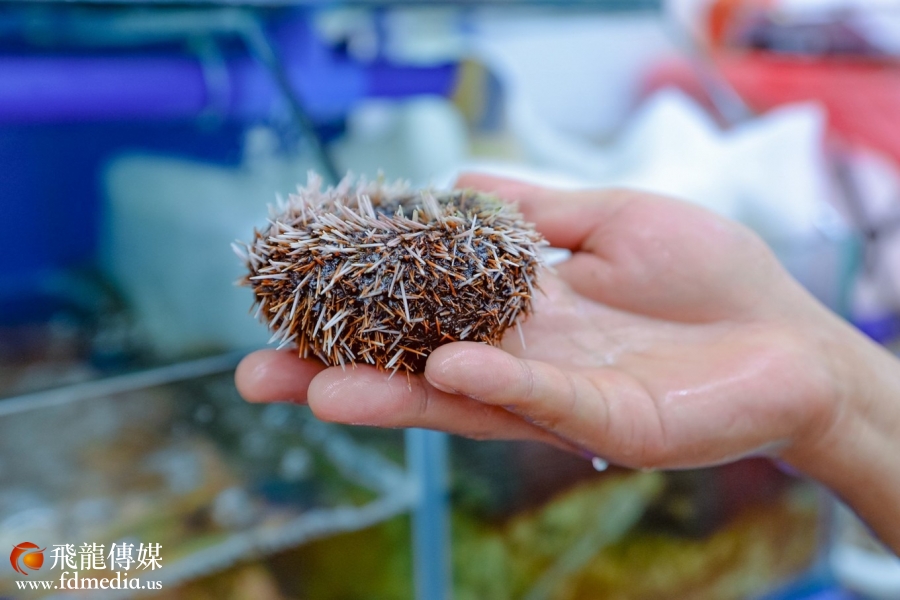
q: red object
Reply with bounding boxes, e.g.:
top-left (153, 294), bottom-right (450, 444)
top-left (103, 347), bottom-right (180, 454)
top-left (645, 0), bottom-right (900, 164)
top-left (719, 54), bottom-right (900, 164)
top-left (644, 53), bottom-right (900, 166)
top-left (707, 0), bottom-right (774, 46)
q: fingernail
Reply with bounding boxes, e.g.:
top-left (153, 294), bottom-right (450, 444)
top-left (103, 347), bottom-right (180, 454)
top-left (425, 375), bottom-right (459, 395)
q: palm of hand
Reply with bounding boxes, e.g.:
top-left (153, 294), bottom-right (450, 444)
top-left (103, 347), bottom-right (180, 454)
top-left (483, 195), bottom-right (837, 468)
top-left (508, 271), bottom-right (819, 467)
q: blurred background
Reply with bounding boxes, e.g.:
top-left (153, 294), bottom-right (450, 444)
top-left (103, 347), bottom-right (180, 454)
top-left (1, 0), bottom-right (900, 598)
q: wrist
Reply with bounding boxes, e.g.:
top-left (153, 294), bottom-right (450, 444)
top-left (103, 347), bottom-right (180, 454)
top-left (785, 319), bottom-right (900, 552)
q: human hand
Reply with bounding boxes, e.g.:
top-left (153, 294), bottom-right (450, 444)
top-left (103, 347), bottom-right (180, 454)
top-left (237, 173), bottom-right (839, 466)
top-left (236, 174), bottom-right (900, 550)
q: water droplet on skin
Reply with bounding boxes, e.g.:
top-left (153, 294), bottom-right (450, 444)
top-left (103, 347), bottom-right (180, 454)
top-left (591, 457), bottom-right (609, 472)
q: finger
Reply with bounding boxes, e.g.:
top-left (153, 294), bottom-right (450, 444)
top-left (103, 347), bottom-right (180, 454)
top-left (551, 250), bottom-right (730, 323)
top-left (235, 349), bottom-right (327, 403)
top-left (457, 172), bottom-right (781, 321)
top-left (454, 172), bottom-right (630, 250)
top-left (306, 364), bottom-right (580, 452)
top-left (551, 214), bottom-right (780, 322)
top-left (425, 342), bottom-right (660, 463)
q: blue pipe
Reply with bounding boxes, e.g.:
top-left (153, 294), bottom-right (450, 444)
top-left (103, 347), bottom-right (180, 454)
top-left (0, 16), bottom-right (457, 124)
top-left (405, 429), bottom-right (452, 600)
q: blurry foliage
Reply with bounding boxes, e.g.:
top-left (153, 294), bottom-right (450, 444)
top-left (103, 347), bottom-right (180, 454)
top-left (202, 471), bottom-right (817, 600)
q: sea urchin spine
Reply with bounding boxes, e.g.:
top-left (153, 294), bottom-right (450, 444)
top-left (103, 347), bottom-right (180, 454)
top-left (236, 174), bottom-right (546, 374)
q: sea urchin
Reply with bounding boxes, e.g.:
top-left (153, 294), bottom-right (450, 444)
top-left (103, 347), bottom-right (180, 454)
top-left (236, 174), bottom-right (546, 374)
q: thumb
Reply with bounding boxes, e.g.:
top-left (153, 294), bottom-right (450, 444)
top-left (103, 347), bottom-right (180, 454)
top-left (424, 342), bottom-right (613, 446)
top-left (426, 343), bottom-right (683, 468)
